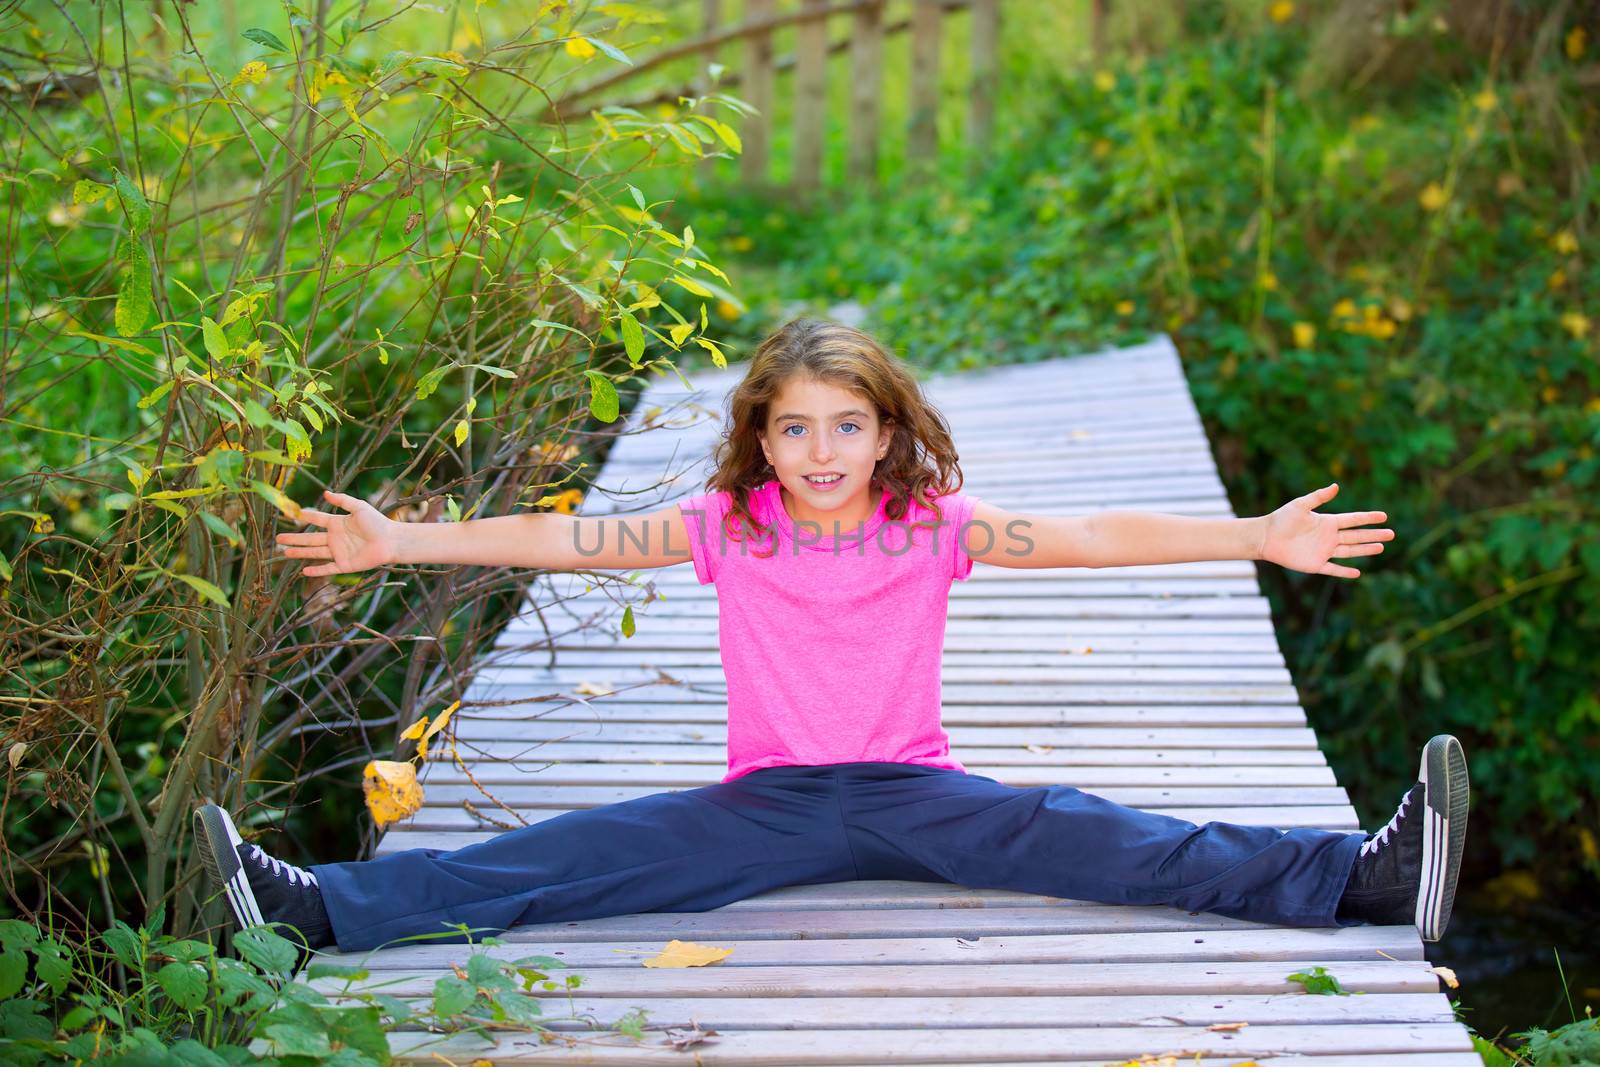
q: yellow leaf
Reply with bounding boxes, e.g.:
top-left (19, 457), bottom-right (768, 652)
top-left (1560, 312), bottom-right (1592, 339)
top-left (565, 36), bottom-right (596, 59)
top-left (1207, 1021), bottom-right (1249, 1032)
top-left (454, 419), bottom-right (469, 446)
top-left (574, 680), bottom-right (614, 696)
top-left (1292, 322), bottom-right (1316, 349)
top-left (399, 715), bottom-right (430, 758)
top-left (418, 701), bottom-right (460, 761)
top-left (232, 60), bottom-right (270, 88)
top-left (362, 760), bottom-right (423, 828)
top-left (641, 939), bottom-right (734, 968)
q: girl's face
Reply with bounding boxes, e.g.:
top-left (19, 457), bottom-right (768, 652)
top-left (757, 375), bottom-right (892, 523)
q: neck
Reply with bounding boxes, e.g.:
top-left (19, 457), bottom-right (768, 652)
top-left (777, 479), bottom-right (881, 530)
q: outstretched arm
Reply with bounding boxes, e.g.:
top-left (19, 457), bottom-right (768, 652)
top-left (965, 483), bottom-right (1392, 577)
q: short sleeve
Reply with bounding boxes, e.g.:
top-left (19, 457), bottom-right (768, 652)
top-left (947, 492), bottom-right (983, 581)
top-left (677, 490), bottom-right (730, 586)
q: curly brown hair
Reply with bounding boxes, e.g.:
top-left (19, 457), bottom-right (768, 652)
top-left (701, 318), bottom-right (966, 551)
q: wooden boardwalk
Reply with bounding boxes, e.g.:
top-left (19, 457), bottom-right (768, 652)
top-left (310, 335), bottom-right (1476, 1064)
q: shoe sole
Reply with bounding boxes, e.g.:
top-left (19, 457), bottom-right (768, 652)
top-left (194, 804), bottom-right (266, 932)
top-left (1416, 735), bottom-right (1469, 942)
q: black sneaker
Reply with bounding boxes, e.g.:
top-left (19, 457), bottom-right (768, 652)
top-left (1335, 734), bottom-right (1470, 942)
top-left (194, 804), bottom-right (335, 972)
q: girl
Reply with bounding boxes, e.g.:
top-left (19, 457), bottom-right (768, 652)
top-left (196, 318), bottom-right (1469, 972)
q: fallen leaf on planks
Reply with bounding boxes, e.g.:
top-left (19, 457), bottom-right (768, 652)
top-left (640, 939), bottom-right (734, 968)
top-left (1206, 1021), bottom-right (1249, 1032)
top-left (663, 1020), bottom-right (719, 1050)
top-left (574, 680), bottom-right (615, 696)
top-left (362, 760), bottom-right (422, 828)
top-left (1427, 965), bottom-right (1460, 989)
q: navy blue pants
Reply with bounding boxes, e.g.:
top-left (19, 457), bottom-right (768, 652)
top-left (310, 762), bottom-right (1369, 954)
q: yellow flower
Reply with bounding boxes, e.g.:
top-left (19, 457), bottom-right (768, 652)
top-left (1472, 89), bottom-right (1498, 111)
top-left (730, 234), bottom-right (754, 252)
top-left (553, 487), bottom-right (585, 514)
top-left (1550, 269), bottom-right (1567, 290)
top-left (1268, 0), bottom-right (1294, 22)
top-left (565, 36), bottom-right (596, 59)
top-left (231, 60), bottom-right (270, 88)
top-left (1542, 386), bottom-right (1559, 404)
top-left (1259, 271), bottom-right (1279, 291)
top-left (1552, 229), bottom-right (1579, 255)
top-left (1418, 182), bottom-right (1448, 211)
top-left (1115, 300), bottom-right (1135, 316)
top-left (716, 298), bottom-right (742, 320)
top-left (1292, 322), bottom-right (1316, 348)
top-left (1093, 70), bottom-right (1116, 93)
top-left (1559, 311), bottom-right (1592, 339)
top-left (1566, 26), bottom-right (1587, 61)
top-left (1331, 298), bottom-right (1358, 320)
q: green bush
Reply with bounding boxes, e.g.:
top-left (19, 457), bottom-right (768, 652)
top-left (0, 910), bottom-right (644, 1065)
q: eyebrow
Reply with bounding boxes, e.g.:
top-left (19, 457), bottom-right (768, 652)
top-left (775, 409), bottom-right (870, 423)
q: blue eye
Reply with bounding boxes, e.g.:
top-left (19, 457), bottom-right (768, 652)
top-left (782, 422), bottom-right (860, 436)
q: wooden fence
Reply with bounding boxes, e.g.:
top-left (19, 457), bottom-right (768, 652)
top-left (546, 0), bottom-right (1002, 192)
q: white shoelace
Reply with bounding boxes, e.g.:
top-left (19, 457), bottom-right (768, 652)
top-left (246, 844), bottom-right (320, 888)
top-left (1359, 789), bottom-right (1413, 858)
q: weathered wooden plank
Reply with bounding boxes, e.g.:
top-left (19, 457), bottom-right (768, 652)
top-left (329, 992), bottom-right (1458, 1030)
top-left (331, 924), bottom-right (1423, 972)
top-left (400, 742), bottom-right (1329, 767)
top-left (412, 763), bottom-right (1335, 788)
top-left (379, 1023), bottom-right (1475, 1064)
top-left (450, 701), bottom-right (1311, 728)
top-left (443, 725), bottom-right (1321, 749)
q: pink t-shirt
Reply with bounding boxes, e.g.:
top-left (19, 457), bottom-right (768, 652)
top-left (678, 477), bottom-right (983, 783)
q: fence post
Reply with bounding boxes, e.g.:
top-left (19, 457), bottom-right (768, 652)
top-left (698, 0), bottom-right (723, 185)
top-left (908, 0), bottom-right (942, 170)
top-left (741, 0), bottom-right (776, 187)
top-left (848, 0), bottom-right (886, 188)
top-left (793, 0), bottom-right (829, 194)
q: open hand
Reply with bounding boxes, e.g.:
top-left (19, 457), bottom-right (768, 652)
top-left (275, 489), bottom-right (401, 577)
top-left (1260, 482), bottom-right (1394, 579)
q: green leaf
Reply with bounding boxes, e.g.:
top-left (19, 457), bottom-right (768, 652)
top-left (113, 170), bottom-right (152, 233)
top-left (116, 236), bottom-right (153, 337)
top-left (0, 920), bottom-right (40, 952)
top-left (432, 974), bottom-right (474, 1017)
top-left (621, 604), bottom-right (635, 638)
top-left (415, 364), bottom-right (450, 401)
top-left (586, 35), bottom-right (633, 65)
top-left (242, 28), bottom-right (289, 52)
top-left (1286, 965), bottom-right (1351, 996)
top-left (32, 945), bottom-right (70, 996)
top-left (529, 318), bottom-right (590, 341)
top-left (156, 961), bottom-right (208, 1011)
top-left (202, 316), bottom-right (229, 361)
top-left (0, 950), bottom-right (26, 999)
top-left (198, 510), bottom-right (244, 547)
top-left (463, 362), bottom-right (516, 379)
top-left (101, 922), bottom-right (141, 968)
top-left (242, 398), bottom-right (273, 428)
top-left (585, 369), bottom-right (619, 423)
top-left (137, 378), bottom-right (176, 410)
top-left (263, 1022), bottom-right (333, 1057)
top-left (233, 926), bottom-right (298, 974)
top-left (619, 310), bottom-right (645, 364)
top-left (628, 185), bottom-right (647, 212)
top-left (174, 572), bottom-right (231, 608)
